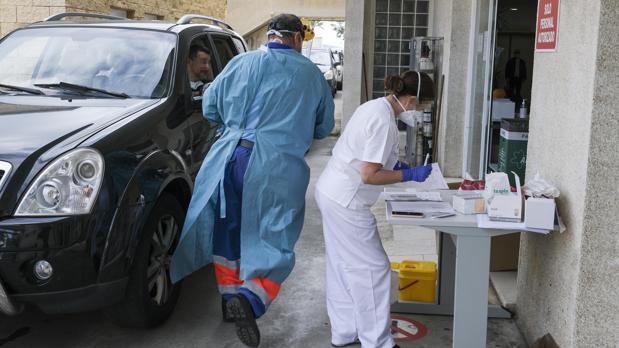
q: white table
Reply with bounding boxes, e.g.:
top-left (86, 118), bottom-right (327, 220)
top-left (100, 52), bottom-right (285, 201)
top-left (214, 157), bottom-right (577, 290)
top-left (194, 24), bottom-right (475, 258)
top-left (386, 191), bottom-right (521, 348)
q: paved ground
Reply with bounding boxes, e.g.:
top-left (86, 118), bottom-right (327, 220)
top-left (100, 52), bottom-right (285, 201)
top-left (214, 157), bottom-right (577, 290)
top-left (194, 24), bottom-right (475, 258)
top-left (0, 92), bottom-right (527, 347)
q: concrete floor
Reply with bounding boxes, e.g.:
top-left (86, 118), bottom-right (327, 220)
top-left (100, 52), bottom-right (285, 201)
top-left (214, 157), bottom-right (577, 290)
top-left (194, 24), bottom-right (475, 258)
top-left (0, 92), bottom-right (527, 347)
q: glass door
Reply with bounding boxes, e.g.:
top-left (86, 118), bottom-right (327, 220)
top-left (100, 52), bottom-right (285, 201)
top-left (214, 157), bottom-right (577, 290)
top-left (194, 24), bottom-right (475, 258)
top-left (462, 0), bottom-right (497, 179)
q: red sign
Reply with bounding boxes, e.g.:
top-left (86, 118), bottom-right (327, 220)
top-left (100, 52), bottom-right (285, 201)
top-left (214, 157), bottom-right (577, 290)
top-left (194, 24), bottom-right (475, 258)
top-left (535, 0), bottom-right (560, 51)
top-left (391, 316), bottom-right (428, 341)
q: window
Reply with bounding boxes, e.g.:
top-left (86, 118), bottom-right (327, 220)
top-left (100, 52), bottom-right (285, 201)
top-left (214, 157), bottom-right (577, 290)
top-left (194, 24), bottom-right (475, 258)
top-left (372, 0), bottom-right (431, 99)
top-left (110, 8), bottom-right (134, 19)
top-left (212, 35), bottom-right (238, 71)
top-left (0, 27), bottom-right (176, 98)
top-left (187, 35), bottom-right (216, 83)
top-left (231, 37), bottom-right (246, 53)
top-left (143, 13), bottom-right (163, 21)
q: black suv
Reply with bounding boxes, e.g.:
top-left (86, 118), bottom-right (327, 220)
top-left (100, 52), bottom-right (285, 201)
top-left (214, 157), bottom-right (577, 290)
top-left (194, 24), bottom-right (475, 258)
top-left (0, 13), bottom-right (246, 327)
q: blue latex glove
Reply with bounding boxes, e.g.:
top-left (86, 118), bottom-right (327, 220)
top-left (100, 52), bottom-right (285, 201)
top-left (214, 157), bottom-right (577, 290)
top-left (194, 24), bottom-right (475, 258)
top-left (402, 164), bottom-right (432, 182)
top-left (393, 161), bottom-right (410, 170)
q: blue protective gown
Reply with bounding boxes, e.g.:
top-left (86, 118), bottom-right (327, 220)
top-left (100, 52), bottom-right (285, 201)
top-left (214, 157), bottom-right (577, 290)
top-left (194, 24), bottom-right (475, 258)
top-left (170, 45), bottom-right (335, 285)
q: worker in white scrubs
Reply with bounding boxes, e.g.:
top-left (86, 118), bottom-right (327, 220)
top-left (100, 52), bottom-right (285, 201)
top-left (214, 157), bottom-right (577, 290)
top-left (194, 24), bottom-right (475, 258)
top-left (315, 70), bottom-right (435, 348)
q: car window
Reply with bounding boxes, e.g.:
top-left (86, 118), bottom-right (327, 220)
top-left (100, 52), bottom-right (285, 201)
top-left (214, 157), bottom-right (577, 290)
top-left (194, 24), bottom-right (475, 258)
top-left (211, 35), bottom-right (238, 71)
top-left (0, 27), bottom-right (176, 98)
top-left (188, 35), bottom-right (216, 81)
top-left (231, 37), bottom-right (246, 53)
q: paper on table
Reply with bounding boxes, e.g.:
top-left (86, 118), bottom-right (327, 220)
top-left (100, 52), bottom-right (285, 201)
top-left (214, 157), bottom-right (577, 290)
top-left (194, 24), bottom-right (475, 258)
top-left (383, 191), bottom-right (443, 201)
top-left (476, 214), bottom-right (550, 234)
top-left (391, 201), bottom-right (455, 214)
top-left (393, 163), bottom-right (449, 190)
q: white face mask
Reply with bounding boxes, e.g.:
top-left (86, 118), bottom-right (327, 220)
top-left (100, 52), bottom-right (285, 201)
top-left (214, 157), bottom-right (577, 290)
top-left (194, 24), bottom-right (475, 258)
top-left (394, 95), bottom-right (416, 127)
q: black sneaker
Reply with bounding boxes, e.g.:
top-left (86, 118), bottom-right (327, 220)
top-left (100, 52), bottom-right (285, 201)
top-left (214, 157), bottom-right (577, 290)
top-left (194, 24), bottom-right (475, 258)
top-left (222, 297), bottom-right (234, 323)
top-left (226, 294), bottom-right (260, 347)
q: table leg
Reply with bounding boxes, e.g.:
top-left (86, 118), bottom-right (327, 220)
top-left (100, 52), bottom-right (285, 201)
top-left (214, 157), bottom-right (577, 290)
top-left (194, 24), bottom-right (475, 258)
top-left (452, 234), bottom-right (491, 348)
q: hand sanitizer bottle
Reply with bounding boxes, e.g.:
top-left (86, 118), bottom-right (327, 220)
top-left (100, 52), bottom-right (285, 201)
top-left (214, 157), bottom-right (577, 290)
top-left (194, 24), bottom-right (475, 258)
top-left (519, 99), bottom-right (528, 118)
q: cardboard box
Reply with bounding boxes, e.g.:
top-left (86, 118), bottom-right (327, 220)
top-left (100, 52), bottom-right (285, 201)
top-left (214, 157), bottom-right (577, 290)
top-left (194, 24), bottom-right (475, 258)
top-left (453, 194), bottom-right (486, 214)
top-left (491, 99), bottom-right (516, 121)
top-left (490, 233), bottom-right (520, 271)
top-left (487, 172), bottom-right (522, 222)
top-left (525, 197), bottom-right (556, 230)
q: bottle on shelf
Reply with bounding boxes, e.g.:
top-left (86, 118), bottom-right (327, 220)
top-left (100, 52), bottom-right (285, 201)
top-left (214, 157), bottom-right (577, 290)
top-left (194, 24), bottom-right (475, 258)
top-left (519, 99), bottom-right (528, 118)
top-left (415, 123), bottom-right (424, 165)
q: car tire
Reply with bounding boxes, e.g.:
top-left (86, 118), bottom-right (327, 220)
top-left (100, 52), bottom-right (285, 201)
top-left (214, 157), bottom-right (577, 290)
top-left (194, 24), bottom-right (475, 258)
top-left (105, 193), bottom-right (185, 328)
top-left (337, 80), bottom-right (342, 91)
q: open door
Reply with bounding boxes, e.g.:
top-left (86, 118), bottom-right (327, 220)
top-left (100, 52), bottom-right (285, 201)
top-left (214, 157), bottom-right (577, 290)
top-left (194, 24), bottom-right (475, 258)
top-left (462, 0), bottom-right (498, 179)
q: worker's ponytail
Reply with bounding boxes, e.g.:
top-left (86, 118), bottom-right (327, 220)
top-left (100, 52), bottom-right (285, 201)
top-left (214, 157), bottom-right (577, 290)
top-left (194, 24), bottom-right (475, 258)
top-left (384, 71), bottom-right (435, 100)
top-left (384, 75), bottom-right (405, 95)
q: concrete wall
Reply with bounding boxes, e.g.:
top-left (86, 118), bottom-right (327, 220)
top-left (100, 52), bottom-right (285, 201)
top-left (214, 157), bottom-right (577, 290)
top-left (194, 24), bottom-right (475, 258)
top-left (341, 0), bottom-right (369, 129)
top-left (575, 0), bottom-right (619, 346)
top-left (226, 0), bottom-right (345, 37)
top-left (243, 25), bottom-right (268, 51)
top-left (431, 0), bottom-right (452, 172)
top-left (516, 0), bottom-right (616, 346)
top-left (439, 0), bottom-right (474, 177)
top-left (0, 0), bottom-right (226, 38)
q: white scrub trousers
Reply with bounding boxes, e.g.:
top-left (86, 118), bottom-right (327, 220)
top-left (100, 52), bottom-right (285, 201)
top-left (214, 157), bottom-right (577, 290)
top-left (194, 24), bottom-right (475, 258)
top-left (315, 190), bottom-right (395, 348)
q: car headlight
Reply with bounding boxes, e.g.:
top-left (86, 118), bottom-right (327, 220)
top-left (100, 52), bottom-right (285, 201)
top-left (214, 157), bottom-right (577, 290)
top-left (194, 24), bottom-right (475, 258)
top-left (324, 70), bottom-right (334, 80)
top-left (15, 148), bottom-right (104, 216)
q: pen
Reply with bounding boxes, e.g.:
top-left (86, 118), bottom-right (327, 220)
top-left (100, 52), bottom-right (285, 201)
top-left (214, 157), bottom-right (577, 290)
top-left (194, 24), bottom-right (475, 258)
top-left (423, 153), bottom-right (430, 166)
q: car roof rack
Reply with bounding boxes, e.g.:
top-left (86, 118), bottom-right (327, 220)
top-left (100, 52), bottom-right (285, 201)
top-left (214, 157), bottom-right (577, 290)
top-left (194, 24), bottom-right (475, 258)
top-left (176, 15), bottom-right (234, 30)
top-left (44, 12), bottom-right (126, 21)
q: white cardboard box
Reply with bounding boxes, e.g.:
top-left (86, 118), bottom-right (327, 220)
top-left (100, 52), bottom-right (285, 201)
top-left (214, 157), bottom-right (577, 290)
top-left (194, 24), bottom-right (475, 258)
top-left (487, 172), bottom-right (522, 222)
top-left (524, 198), bottom-right (556, 230)
top-left (453, 194), bottom-right (486, 214)
top-left (491, 99), bottom-right (516, 121)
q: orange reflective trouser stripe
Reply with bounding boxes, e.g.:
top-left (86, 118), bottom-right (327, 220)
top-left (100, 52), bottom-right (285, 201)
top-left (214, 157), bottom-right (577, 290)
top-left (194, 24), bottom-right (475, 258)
top-left (213, 262), bottom-right (244, 287)
top-left (251, 277), bottom-right (281, 301)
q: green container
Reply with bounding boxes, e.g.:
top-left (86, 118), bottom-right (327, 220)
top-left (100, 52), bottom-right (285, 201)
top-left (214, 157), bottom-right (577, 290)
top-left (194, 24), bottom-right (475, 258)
top-left (498, 119), bottom-right (528, 187)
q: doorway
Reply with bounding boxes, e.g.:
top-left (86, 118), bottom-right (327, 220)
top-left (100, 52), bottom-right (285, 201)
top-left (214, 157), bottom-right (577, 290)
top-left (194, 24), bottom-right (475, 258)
top-left (486, 0), bottom-right (538, 174)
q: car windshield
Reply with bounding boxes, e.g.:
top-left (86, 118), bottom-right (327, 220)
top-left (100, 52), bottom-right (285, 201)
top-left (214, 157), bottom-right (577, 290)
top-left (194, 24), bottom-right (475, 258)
top-left (307, 50), bottom-right (331, 66)
top-left (0, 27), bottom-right (176, 98)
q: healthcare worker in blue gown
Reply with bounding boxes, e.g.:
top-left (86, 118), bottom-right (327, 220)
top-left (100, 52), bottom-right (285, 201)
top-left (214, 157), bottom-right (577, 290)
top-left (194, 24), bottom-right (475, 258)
top-left (170, 13), bottom-right (334, 348)
top-left (316, 71), bottom-right (434, 348)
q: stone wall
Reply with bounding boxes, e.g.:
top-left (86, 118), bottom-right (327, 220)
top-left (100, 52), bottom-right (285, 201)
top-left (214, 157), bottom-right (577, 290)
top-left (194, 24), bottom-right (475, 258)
top-left (1, 0), bottom-right (67, 37)
top-left (1, 0), bottom-right (227, 38)
top-left (65, 0), bottom-right (226, 21)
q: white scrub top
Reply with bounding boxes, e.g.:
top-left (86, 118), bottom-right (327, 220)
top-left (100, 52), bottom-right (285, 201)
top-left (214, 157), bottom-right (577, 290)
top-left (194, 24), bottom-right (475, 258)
top-left (317, 97), bottom-right (399, 208)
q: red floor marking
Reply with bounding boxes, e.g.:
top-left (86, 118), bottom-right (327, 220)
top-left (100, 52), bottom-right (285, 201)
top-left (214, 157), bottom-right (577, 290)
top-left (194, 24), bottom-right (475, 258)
top-left (391, 315), bottom-right (428, 341)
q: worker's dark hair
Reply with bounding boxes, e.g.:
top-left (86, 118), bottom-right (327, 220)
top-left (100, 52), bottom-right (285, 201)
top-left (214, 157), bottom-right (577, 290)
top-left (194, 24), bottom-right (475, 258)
top-left (268, 13), bottom-right (304, 39)
top-left (189, 44), bottom-right (211, 60)
top-left (384, 70), bottom-right (434, 101)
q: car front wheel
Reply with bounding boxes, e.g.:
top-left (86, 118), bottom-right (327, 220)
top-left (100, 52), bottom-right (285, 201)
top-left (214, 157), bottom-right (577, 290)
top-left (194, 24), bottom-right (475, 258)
top-left (106, 193), bottom-right (184, 328)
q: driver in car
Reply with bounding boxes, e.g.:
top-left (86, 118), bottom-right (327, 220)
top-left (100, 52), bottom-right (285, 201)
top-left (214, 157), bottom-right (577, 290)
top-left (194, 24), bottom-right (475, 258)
top-left (187, 44), bottom-right (212, 97)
